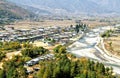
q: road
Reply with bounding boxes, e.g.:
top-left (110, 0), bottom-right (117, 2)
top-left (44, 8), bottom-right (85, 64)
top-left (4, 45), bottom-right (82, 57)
top-left (67, 26), bottom-right (120, 74)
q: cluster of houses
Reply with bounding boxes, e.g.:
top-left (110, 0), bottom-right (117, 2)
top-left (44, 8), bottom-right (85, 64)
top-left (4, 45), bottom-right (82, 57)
top-left (24, 54), bottom-right (54, 74)
top-left (107, 25), bottom-right (120, 37)
top-left (0, 25), bottom-right (82, 45)
top-left (114, 25), bottom-right (120, 34)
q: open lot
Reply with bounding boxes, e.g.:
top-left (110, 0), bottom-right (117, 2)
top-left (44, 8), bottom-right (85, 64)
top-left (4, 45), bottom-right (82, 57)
top-left (5, 20), bottom-right (76, 30)
top-left (82, 20), bottom-right (110, 28)
top-left (4, 18), bottom-right (116, 30)
top-left (104, 36), bottom-right (120, 56)
top-left (33, 41), bottom-right (60, 51)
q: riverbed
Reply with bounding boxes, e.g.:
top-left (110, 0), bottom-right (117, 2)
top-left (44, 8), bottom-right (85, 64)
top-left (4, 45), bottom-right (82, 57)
top-left (68, 26), bottom-right (120, 74)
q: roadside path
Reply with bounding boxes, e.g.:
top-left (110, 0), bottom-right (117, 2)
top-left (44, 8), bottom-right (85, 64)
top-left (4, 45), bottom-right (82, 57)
top-left (68, 26), bottom-right (120, 74)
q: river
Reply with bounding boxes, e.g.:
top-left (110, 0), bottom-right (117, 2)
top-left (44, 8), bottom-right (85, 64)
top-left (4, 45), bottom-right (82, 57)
top-left (67, 26), bottom-right (120, 74)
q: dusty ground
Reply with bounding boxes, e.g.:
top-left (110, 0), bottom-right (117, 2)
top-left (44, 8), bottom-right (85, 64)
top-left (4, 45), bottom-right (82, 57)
top-left (104, 36), bottom-right (120, 56)
top-left (33, 41), bottom-right (60, 51)
top-left (33, 41), bottom-right (48, 47)
top-left (0, 51), bottom-right (21, 69)
top-left (82, 20), bottom-right (110, 28)
top-left (2, 41), bottom-right (56, 60)
top-left (0, 63), bottom-right (3, 69)
top-left (5, 20), bottom-right (76, 30)
top-left (6, 51), bottom-right (21, 59)
top-left (4, 19), bottom-right (113, 30)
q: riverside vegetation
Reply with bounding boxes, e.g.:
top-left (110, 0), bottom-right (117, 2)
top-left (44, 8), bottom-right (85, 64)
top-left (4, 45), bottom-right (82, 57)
top-left (0, 42), bottom-right (116, 78)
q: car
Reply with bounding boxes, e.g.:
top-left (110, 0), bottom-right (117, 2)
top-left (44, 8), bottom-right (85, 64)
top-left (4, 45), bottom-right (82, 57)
top-left (31, 60), bottom-right (38, 65)
top-left (33, 67), bottom-right (40, 71)
top-left (26, 69), bottom-right (33, 74)
top-left (39, 57), bottom-right (45, 60)
top-left (46, 54), bottom-right (52, 58)
top-left (32, 58), bottom-right (40, 64)
top-left (26, 61), bottom-right (33, 66)
top-left (43, 56), bottom-right (48, 59)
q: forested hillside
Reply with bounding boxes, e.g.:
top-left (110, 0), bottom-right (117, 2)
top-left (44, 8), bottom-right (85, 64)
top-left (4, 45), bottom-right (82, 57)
top-left (7, 0), bottom-right (120, 15)
top-left (0, 0), bottom-right (34, 25)
top-left (36, 45), bottom-right (115, 78)
top-left (0, 43), bottom-right (116, 78)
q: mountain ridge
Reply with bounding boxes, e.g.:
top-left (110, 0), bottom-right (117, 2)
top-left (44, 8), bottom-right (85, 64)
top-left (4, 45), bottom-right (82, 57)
top-left (0, 0), bottom-right (35, 25)
top-left (0, 0), bottom-right (34, 18)
top-left (7, 0), bottom-right (120, 16)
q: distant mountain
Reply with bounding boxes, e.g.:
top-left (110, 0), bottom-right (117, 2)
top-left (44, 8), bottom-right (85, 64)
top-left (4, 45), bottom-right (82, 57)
top-left (0, 0), bottom-right (34, 19)
top-left (21, 5), bottom-right (52, 15)
top-left (0, 0), bottom-right (35, 25)
top-left (89, 0), bottom-right (120, 13)
top-left (7, 0), bottom-right (120, 16)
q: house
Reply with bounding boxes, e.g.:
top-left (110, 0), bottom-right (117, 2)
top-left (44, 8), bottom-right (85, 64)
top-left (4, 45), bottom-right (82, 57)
top-left (26, 68), bottom-right (34, 74)
top-left (25, 61), bottom-right (33, 66)
top-left (33, 67), bottom-right (40, 71)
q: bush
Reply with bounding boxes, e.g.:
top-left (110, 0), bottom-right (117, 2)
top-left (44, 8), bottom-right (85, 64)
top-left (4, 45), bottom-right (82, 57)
top-left (21, 46), bottom-right (48, 58)
top-left (36, 54), bottom-right (115, 78)
top-left (0, 51), bottom-right (5, 61)
top-left (2, 42), bottom-right (21, 51)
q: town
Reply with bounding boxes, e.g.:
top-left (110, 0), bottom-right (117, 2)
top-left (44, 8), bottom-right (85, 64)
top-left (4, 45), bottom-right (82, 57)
top-left (1, 0), bottom-right (120, 78)
top-left (0, 23), bottom-right (87, 45)
top-left (0, 23), bottom-right (88, 76)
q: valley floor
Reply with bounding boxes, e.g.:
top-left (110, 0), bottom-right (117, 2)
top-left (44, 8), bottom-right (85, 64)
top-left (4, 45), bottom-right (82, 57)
top-left (68, 26), bottom-right (120, 75)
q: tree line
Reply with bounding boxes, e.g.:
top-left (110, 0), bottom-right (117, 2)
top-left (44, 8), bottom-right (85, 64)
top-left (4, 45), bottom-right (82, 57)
top-left (36, 45), bottom-right (116, 78)
top-left (0, 44), bottom-right (117, 78)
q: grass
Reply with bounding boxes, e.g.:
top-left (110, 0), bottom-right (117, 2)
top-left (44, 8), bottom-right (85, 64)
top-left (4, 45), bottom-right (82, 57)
top-left (5, 20), bottom-right (76, 30)
top-left (104, 36), bottom-right (120, 56)
top-left (4, 18), bottom-right (117, 30)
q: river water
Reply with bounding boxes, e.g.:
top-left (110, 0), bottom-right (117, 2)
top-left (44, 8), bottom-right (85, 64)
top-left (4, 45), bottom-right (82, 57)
top-left (68, 26), bottom-right (120, 74)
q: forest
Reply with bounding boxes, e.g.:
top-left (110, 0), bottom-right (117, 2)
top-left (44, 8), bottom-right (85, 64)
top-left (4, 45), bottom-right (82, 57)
top-left (0, 43), bottom-right (117, 78)
top-left (36, 45), bottom-right (116, 78)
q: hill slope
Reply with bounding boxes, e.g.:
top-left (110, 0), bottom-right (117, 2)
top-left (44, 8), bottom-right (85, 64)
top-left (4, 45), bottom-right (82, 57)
top-left (7, 0), bottom-right (98, 15)
top-left (1, 0), bottom-right (34, 17)
top-left (0, 0), bottom-right (35, 25)
top-left (7, 0), bottom-right (120, 16)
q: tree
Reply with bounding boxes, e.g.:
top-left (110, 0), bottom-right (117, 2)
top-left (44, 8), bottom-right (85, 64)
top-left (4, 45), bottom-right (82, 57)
top-left (0, 69), bottom-right (5, 78)
top-left (0, 51), bottom-right (5, 61)
top-left (90, 72), bottom-right (96, 78)
top-left (17, 66), bottom-right (27, 78)
top-left (2, 55), bottom-right (26, 78)
top-left (52, 66), bottom-right (60, 78)
top-left (22, 42), bottom-right (33, 48)
top-left (6, 67), bottom-right (16, 78)
top-left (22, 56), bottom-right (32, 62)
top-left (37, 66), bottom-right (45, 78)
top-left (36, 53), bottom-right (115, 78)
top-left (58, 46), bottom-right (66, 53)
top-left (21, 46), bottom-right (48, 58)
top-left (2, 41), bottom-right (21, 51)
top-left (54, 45), bottom-right (62, 53)
top-left (75, 24), bottom-right (80, 33)
top-left (54, 45), bottom-right (66, 54)
top-left (43, 68), bottom-right (51, 78)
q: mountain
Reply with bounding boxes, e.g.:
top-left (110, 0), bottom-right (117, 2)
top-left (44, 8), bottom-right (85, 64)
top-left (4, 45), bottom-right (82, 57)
top-left (7, 0), bottom-right (120, 16)
top-left (0, 0), bottom-right (34, 19)
top-left (0, 0), bottom-right (35, 25)
top-left (89, 0), bottom-right (120, 13)
top-left (21, 5), bottom-right (52, 15)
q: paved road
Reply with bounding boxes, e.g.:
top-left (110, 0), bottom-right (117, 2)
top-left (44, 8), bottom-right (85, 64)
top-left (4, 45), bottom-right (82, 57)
top-left (68, 26), bottom-right (120, 74)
